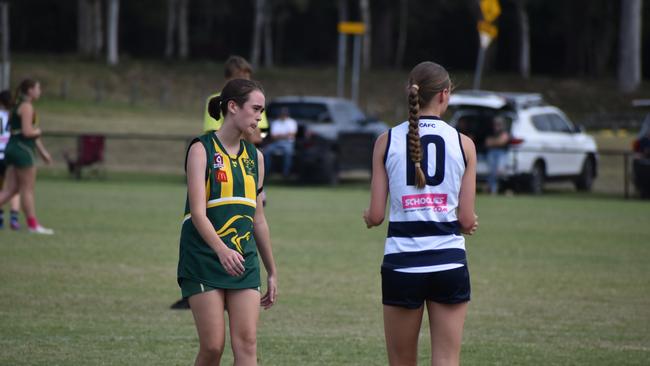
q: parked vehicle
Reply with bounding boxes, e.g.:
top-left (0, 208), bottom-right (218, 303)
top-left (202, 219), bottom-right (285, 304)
top-left (265, 96), bottom-right (388, 184)
top-left (447, 90), bottom-right (598, 194)
top-left (631, 99), bottom-right (650, 199)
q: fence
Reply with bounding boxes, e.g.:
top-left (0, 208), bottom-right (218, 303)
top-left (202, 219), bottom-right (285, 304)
top-left (42, 131), bottom-right (641, 198)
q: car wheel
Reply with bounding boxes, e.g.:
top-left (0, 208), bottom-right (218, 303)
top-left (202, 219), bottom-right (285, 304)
top-left (574, 157), bottom-right (595, 192)
top-left (527, 162), bottom-right (545, 195)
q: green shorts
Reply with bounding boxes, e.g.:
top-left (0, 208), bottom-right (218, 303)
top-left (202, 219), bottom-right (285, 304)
top-left (3, 141), bottom-right (35, 168)
top-left (180, 278), bottom-right (260, 299)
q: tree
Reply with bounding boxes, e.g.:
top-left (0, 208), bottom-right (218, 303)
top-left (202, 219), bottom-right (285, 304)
top-left (251, 0), bottom-right (265, 69)
top-left (178, 0), bottom-right (189, 60)
top-left (514, 0), bottom-right (530, 78)
top-left (394, 0), bottom-right (408, 69)
top-left (77, 0), bottom-right (103, 58)
top-left (166, 0), bottom-right (190, 60)
top-left (164, 0), bottom-right (178, 59)
top-left (92, 0), bottom-right (103, 58)
top-left (359, 0), bottom-right (371, 70)
top-left (618, 0), bottom-right (642, 93)
top-left (0, 2), bottom-right (9, 90)
top-left (263, 0), bottom-right (273, 68)
top-left (106, 0), bottom-right (119, 65)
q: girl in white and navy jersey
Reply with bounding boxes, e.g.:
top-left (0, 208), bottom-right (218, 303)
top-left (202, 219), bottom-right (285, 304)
top-left (364, 61), bottom-right (478, 366)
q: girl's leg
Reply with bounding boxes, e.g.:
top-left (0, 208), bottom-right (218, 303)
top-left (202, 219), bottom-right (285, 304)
top-left (0, 166), bottom-right (19, 206)
top-left (383, 305), bottom-right (425, 366)
top-left (189, 290), bottom-right (227, 366)
top-left (226, 289), bottom-right (260, 366)
top-left (9, 193), bottom-right (20, 229)
top-left (15, 167), bottom-right (37, 221)
top-left (426, 301), bottom-right (468, 366)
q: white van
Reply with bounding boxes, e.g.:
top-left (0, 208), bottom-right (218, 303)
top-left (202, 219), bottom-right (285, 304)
top-left (448, 90), bottom-right (598, 194)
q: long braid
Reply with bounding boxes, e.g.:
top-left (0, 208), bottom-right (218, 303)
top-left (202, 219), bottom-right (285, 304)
top-left (408, 84), bottom-right (426, 188)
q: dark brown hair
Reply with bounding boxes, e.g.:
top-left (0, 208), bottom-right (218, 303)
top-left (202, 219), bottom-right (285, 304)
top-left (208, 79), bottom-right (264, 120)
top-left (407, 61), bottom-right (451, 188)
top-left (224, 55), bottom-right (253, 79)
top-left (14, 78), bottom-right (38, 105)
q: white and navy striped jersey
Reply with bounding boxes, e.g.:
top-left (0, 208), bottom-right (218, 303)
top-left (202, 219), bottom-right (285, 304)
top-left (383, 116), bottom-right (467, 273)
top-left (0, 110), bottom-right (9, 160)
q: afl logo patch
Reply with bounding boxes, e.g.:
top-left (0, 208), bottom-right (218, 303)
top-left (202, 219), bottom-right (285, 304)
top-left (213, 153), bottom-right (224, 169)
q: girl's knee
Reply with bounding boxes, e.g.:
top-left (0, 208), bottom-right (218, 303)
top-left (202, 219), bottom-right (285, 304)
top-left (198, 342), bottom-right (225, 361)
top-left (231, 333), bottom-right (257, 356)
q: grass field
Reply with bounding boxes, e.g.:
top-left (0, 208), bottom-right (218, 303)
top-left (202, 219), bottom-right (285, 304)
top-left (0, 177), bottom-right (649, 365)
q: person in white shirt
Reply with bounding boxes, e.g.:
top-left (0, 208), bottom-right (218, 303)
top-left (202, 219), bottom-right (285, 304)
top-left (364, 61), bottom-right (478, 366)
top-left (0, 90), bottom-right (21, 230)
top-left (263, 107), bottom-right (297, 177)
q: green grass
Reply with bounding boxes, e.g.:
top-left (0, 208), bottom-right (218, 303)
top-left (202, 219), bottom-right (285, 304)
top-left (1, 177), bottom-right (649, 365)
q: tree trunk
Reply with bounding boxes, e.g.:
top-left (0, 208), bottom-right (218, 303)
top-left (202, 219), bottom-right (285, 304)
top-left (618, 0), bottom-right (642, 93)
top-left (165, 0), bottom-right (177, 59)
top-left (78, 0), bottom-right (93, 56)
top-left (92, 0), bottom-right (103, 58)
top-left (0, 2), bottom-right (10, 90)
top-left (394, 0), bottom-right (408, 69)
top-left (373, 0), bottom-right (393, 67)
top-left (106, 0), bottom-right (119, 65)
top-left (263, 0), bottom-right (273, 68)
top-left (516, 0), bottom-right (530, 79)
top-left (359, 0), bottom-right (371, 70)
top-left (250, 0), bottom-right (265, 69)
top-left (178, 0), bottom-right (189, 60)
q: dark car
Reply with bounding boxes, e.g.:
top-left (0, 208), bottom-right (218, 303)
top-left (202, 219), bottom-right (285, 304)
top-left (265, 96), bottom-right (388, 184)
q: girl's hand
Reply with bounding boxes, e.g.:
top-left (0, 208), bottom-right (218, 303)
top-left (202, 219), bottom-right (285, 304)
top-left (261, 274), bottom-right (277, 309)
top-left (42, 151), bottom-right (53, 165)
top-left (363, 208), bottom-right (372, 228)
top-left (216, 246), bottom-right (246, 276)
top-left (462, 214), bottom-right (479, 235)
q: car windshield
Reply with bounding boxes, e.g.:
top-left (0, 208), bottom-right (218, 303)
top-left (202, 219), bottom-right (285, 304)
top-left (267, 102), bottom-right (332, 123)
top-left (447, 106), bottom-right (513, 153)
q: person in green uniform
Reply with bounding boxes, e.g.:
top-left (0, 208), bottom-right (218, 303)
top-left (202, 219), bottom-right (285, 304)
top-left (0, 79), bottom-right (53, 234)
top-left (171, 55), bottom-right (271, 310)
top-left (179, 78), bottom-right (277, 366)
top-left (203, 55), bottom-right (269, 144)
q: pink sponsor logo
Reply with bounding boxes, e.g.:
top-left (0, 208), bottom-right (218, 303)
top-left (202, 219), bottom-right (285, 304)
top-left (402, 193), bottom-right (448, 211)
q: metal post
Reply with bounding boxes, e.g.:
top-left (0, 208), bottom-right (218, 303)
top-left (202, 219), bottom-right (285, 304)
top-left (473, 44), bottom-right (486, 90)
top-left (351, 35), bottom-right (362, 103)
top-left (337, 33), bottom-right (347, 98)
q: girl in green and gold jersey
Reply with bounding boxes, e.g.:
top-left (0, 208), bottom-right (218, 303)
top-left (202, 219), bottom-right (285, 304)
top-left (178, 79), bottom-right (277, 366)
top-left (0, 79), bottom-right (53, 234)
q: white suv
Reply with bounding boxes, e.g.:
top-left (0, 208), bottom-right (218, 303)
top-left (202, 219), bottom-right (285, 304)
top-left (448, 90), bottom-right (598, 194)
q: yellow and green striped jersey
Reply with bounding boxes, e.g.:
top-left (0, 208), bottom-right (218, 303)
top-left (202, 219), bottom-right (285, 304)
top-left (177, 133), bottom-right (261, 290)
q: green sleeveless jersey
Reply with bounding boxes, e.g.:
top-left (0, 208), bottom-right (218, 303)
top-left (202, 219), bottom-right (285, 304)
top-left (8, 102), bottom-right (37, 149)
top-left (177, 133), bottom-right (261, 290)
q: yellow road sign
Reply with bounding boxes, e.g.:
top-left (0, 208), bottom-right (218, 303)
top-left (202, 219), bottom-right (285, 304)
top-left (480, 0), bottom-right (501, 23)
top-left (477, 20), bottom-right (498, 39)
top-left (338, 22), bottom-right (366, 35)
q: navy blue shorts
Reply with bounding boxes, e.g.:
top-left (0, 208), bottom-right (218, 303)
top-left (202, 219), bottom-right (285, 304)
top-left (381, 266), bottom-right (471, 309)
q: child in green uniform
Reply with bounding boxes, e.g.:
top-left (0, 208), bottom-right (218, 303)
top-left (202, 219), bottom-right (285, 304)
top-left (178, 79), bottom-right (277, 366)
top-left (0, 79), bottom-right (53, 234)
